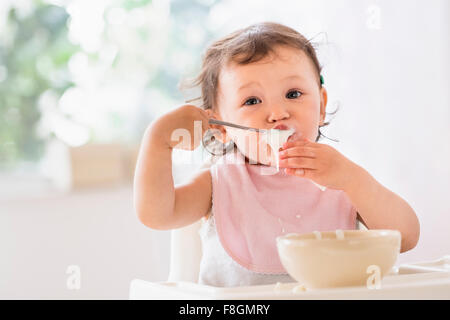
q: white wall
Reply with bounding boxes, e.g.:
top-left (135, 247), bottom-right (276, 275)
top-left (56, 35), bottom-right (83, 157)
top-left (316, 0), bottom-right (450, 264)
top-left (0, 184), bottom-right (170, 299)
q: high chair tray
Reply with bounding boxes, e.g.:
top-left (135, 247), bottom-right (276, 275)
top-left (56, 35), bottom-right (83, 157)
top-left (129, 256), bottom-right (450, 300)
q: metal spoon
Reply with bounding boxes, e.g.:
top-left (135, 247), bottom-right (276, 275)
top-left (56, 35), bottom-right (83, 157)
top-left (208, 119), bottom-right (269, 133)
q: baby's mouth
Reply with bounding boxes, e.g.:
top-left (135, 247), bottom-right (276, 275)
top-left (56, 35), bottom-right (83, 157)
top-left (287, 131), bottom-right (301, 142)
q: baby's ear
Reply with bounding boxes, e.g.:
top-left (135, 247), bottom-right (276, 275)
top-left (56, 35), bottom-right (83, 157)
top-left (319, 87), bottom-right (328, 126)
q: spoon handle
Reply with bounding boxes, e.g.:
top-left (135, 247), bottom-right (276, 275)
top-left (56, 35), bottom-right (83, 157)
top-left (208, 119), bottom-right (267, 133)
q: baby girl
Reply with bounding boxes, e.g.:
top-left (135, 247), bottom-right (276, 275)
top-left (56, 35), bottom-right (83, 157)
top-left (134, 22), bottom-right (420, 287)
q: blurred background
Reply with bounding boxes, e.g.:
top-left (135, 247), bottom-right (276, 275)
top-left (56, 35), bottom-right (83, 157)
top-left (0, 0), bottom-right (448, 299)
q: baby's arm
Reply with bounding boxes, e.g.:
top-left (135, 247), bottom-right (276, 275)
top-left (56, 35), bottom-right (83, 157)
top-left (133, 105), bottom-right (212, 230)
top-left (344, 166), bottom-right (420, 253)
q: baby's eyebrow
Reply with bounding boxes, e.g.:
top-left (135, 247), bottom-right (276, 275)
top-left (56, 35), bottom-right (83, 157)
top-left (238, 81), bottom-right (262, 91)
top-left (282, 74), bottom-right (305, 81)
top-left (238, 75), bottom-right (305, 91)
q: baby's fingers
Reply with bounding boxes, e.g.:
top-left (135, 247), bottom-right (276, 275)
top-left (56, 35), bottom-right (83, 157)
top-left (279, 146), bottom-right (316, 159)
top-left (282, 138), bottom-right (313, 150)
top-left (278, 157), bottom-right (316, 169)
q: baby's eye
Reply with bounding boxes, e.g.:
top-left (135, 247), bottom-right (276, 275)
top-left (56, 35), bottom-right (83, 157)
top-left (244, 97), bottom-right (262, 106)
top-left (286, 90), bottom-right (302, 99)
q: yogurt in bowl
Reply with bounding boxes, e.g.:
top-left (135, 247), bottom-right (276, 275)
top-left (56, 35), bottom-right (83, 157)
top-left (276, 229), bottom-right (401, 288)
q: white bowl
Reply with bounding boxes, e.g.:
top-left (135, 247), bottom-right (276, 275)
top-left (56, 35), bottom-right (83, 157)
top-left (276, 230), bottom-right (401, 288)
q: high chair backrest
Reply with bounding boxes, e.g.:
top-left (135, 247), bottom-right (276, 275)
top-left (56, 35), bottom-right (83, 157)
top-left (168, 219), bottom-right (203, 282)
top-left (167, 155), bottom-right (216, 283)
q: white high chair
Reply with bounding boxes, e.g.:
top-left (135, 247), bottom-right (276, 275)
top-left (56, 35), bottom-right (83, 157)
top-left (129, 157), bottom-right (450, 299)
top-left (131, 218), bottom-right (450, 299)
top-left (167, 219), bottom-right (204, 283)
top-left (166, 154), bottom-right (215, 283)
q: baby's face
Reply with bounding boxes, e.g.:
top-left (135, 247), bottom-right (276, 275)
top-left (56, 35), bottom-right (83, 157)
top-left (213, 45), bottom-right (327, 165)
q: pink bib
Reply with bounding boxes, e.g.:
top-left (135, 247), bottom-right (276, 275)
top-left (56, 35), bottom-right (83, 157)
top-left (210, 150), bottom-right (357, 274)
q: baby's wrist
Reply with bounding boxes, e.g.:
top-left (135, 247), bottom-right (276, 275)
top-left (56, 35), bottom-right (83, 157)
top-left (341, 163), bottom-right (367, 194)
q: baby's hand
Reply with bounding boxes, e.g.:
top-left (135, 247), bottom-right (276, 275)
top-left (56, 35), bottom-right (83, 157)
top-left (278, 138), bottom-right (361, 191)
top-left (151, 104), bottom-right (211, 150)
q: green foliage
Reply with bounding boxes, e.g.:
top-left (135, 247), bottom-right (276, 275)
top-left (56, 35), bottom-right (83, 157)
top-left (0, 2), bottom-right (78, 167)
top-left (0, 0), bottom-right (219, 170)
top-left (121, 0), bottom-right (152, 11)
